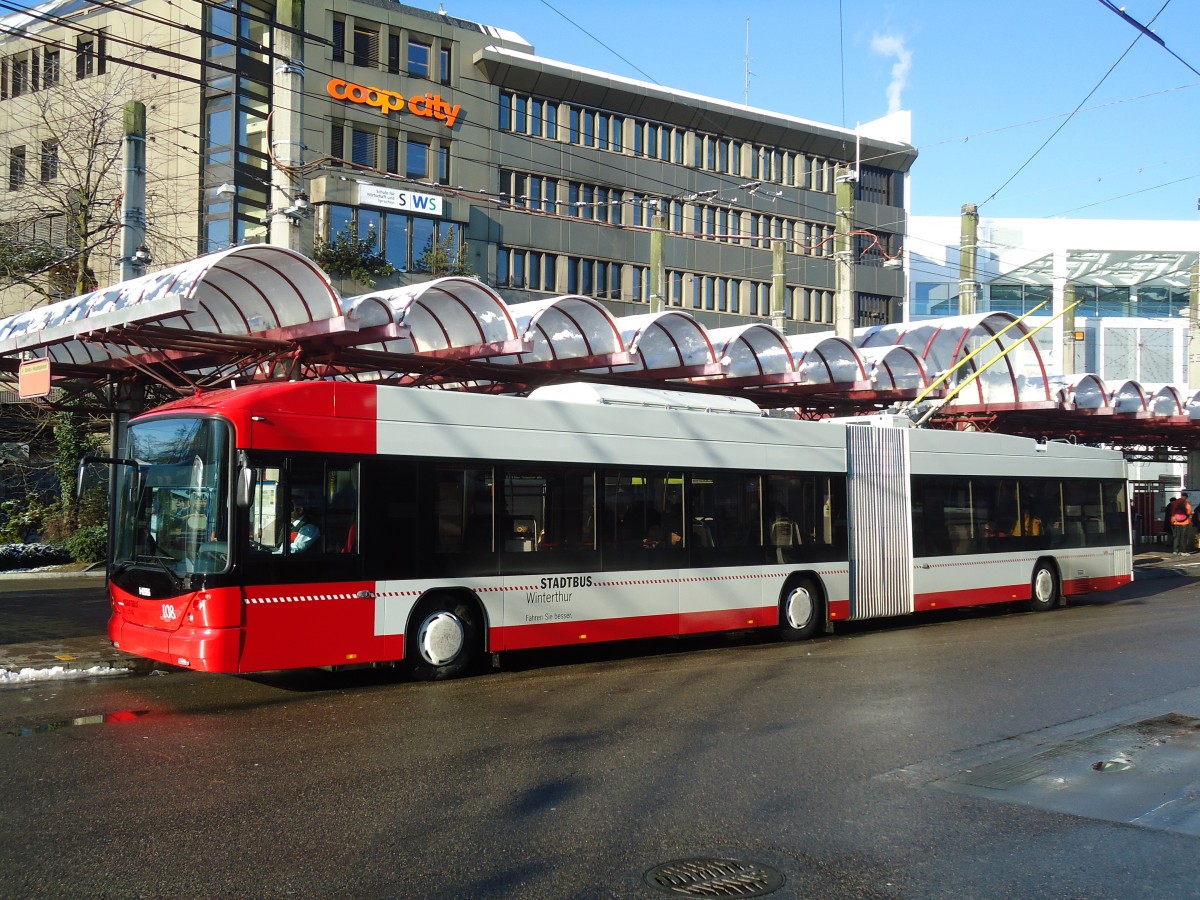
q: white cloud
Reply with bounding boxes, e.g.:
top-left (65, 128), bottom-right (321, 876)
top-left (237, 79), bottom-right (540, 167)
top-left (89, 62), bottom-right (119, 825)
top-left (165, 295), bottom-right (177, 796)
top-left (872, 33), bottom-right (912, 114)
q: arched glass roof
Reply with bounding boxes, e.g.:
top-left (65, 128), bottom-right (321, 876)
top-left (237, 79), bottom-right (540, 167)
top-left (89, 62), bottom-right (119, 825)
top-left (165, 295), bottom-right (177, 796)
top-left (490, 294), bottom-right (628, 367)
top-left (707, 324), bottom-right (794, 378)
top-left (785, 333), bottom-right (868, 385)
top-left (2, 260), bottom-right (1198, 445)
top-left (0, 245), bottom-right (339, 365)
top-left (856, 312), bottom-right (1050, 405)
top-left (342, 277), bottom-right (525, 358)
top-left (857, 345), bottom-right (928, 391)
top-left (604, 311), bottom-right (725, 377)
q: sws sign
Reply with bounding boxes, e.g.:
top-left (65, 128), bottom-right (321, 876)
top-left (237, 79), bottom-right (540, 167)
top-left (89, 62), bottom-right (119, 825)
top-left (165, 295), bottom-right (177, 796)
top-left (327, 79), bottom-right (463, 128)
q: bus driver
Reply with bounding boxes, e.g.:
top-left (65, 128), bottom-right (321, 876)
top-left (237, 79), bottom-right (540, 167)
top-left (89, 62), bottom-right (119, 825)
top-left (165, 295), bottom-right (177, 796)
top-left (286, 502), bottom-right (320, 554)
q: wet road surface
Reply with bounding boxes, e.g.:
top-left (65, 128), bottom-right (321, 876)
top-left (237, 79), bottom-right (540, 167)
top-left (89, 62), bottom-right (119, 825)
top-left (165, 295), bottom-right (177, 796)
top-left (3, 572), bottom-right (1200, 898)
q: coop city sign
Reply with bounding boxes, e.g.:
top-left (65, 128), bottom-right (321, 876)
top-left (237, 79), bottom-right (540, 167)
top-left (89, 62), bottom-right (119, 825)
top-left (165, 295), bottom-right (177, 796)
top-left (327, 79), bottom-right (462, 128)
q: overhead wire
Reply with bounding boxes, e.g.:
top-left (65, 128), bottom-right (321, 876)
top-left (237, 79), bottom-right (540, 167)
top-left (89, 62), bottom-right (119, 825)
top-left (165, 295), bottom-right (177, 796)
top-left (8, 0), bottom-right (1180, 307)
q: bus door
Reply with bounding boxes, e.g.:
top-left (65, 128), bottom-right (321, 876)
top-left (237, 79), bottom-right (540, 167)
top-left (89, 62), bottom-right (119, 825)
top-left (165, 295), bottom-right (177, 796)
top-left (845, 423), bottom-right (914, 619)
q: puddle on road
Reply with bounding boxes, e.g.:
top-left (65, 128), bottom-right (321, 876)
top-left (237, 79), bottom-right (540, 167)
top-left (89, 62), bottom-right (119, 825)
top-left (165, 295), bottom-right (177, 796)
top-left (933, 713), bottom-right (1200, 836)
top-left (4, 708), bottom-right (151, 738)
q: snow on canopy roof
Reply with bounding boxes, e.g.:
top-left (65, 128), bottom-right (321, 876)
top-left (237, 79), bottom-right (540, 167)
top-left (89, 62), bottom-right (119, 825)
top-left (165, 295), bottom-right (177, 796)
top-left (341, 276), bottom-right (524, 357)
top-left (1109, 381), bottom-right (1148, 414)
top-left (706, 324), bottom-right (794, 378)
top-left (856, 312), bottom-right (1050, 405)
top-left (604, 311), bottom-right (724, 376)
top-left (1145, 385), bottom-right (1185, 417)
top-left (856, 345), bottom-right (928, 391)
top-left (489, 294), bottom-right (626, 366)
top-left (1050, 374), bottom-right (1109, 409)
top-left (784, 332), bottom-right (867, 384)
top-left (0, 245), bottom-right (339, 365)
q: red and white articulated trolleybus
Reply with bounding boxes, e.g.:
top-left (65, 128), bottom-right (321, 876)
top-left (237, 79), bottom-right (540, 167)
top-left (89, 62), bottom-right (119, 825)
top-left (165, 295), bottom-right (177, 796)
top-left (89, 380), bottom-right (1132, 680)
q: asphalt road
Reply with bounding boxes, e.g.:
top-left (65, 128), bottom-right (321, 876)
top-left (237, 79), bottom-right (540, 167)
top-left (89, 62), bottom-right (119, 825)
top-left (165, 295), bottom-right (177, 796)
top-left (3, 573), bottom-right (1200, 899)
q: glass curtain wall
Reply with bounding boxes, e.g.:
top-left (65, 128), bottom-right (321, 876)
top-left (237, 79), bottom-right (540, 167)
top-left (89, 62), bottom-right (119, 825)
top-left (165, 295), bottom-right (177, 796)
top-left (202, 0), bottom-right (273, 252)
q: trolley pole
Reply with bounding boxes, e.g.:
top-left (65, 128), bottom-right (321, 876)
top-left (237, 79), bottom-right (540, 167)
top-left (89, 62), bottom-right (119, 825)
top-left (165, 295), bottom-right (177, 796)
top-left (958, 203), bottom-right (979, 316)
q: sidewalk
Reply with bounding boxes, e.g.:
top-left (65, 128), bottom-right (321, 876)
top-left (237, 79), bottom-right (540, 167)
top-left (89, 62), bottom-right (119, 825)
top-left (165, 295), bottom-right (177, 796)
top-left (0, 569), bottom-right (164, 681)
top-left (0, 550), bottom-right (1193, 680)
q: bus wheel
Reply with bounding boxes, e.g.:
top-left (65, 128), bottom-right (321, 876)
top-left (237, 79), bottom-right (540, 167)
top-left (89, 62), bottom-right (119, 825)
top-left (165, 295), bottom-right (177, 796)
top-left (780, 577), bottom-right (824, 641)
top-left (406, 595), bottom-right (481, 681)
top-left (1028, 562), bottom-right (1059, 612)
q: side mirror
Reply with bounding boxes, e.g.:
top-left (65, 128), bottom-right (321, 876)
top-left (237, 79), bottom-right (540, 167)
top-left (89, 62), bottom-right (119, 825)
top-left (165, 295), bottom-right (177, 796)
top-left (236, 466), bottom-right (256, 508)
top-left (77, 454), bottom-right (138, 498)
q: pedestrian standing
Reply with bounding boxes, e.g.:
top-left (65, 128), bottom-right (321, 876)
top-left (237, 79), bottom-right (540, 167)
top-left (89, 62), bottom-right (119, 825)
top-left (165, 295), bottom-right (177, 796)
top-left (1170, 492), bottom-right (1193, 555)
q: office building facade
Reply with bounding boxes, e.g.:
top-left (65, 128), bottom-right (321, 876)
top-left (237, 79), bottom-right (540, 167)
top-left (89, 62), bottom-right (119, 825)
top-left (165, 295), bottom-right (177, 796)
top-left (0, 0), bottom-right (915, 333)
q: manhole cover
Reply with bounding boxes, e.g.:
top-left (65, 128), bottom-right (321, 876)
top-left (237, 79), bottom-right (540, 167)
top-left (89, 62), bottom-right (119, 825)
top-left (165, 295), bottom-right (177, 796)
top-left (643, 858), bottom-right (785, 897)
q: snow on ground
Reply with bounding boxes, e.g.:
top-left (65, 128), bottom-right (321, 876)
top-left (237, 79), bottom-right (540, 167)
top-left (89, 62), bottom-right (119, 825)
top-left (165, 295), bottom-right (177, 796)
top-left (0, 665), bottom-right (131, 685)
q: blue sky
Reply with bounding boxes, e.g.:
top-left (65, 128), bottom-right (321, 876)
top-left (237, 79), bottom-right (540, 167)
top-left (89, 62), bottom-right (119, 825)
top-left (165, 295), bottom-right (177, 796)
top-left (435, 0), bottom-right (1200, 221)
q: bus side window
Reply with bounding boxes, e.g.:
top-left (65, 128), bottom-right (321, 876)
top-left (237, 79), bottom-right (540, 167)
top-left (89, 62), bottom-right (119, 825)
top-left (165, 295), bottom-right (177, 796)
top-left (327, 466), bottom-right (359, 554)
top-left (434, 466), bottom-right (494, 554)
top-left (287, 460), bottom-right (327, 556)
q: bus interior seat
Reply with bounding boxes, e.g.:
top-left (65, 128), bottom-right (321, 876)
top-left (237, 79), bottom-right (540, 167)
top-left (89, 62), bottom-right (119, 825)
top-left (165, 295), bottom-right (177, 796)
top-left (769, 517), bottom-right (800, 546)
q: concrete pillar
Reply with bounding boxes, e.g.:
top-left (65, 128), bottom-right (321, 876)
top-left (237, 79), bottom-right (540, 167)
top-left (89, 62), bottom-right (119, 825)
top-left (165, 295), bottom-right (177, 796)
top-left (650, 211), bottom-right (665, 313)
top-left (1051, 247), bottom-right (1068, 374)
top-left (1189, 259), bottom-right (1200, 389)
top-left (1061, 284), bottom-right (1076, 376)
top-left (119, 102), bottom-right (147, 282)
top-left (270, 0), bottom-right (308, 252)
top-left (1187, 260), bottom-right (1200, 487)
top-left (770, 239), bottom-right (786, 332)
top-left (834, 165), bottom-right (856, 339)
top-left (958, 203), bottom-right (978, 316)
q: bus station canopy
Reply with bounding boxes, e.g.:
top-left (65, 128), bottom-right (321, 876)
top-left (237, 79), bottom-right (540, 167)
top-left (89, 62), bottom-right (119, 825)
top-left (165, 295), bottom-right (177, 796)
top-left (0, 246), bottom-right (343, 369)
top-left (1, 247), bottom-right (1198, 454)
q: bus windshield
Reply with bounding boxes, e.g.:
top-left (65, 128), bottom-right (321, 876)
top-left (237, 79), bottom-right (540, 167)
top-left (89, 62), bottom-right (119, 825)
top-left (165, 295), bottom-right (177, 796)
top-left (114, 416), bottom-right (231, 577)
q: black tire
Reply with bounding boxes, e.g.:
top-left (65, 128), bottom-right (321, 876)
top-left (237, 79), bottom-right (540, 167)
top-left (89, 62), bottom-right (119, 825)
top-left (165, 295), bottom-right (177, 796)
top-left (779, 577), bottom-right (825, 641)
top-left (1028, 561), bottom-right (1059, 612)
top-left (405, 593), bottom-right (482, 681)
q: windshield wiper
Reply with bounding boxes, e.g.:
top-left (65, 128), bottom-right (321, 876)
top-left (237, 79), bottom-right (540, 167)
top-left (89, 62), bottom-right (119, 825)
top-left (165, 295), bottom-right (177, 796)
top-left (133, 554), bottom-right (185, 592)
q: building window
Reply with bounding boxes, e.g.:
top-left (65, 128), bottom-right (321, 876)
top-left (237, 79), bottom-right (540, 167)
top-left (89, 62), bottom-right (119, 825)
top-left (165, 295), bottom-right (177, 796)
top-left (353, 24), bottom-right (379, 68)
top-left (11, 58), bottom-right (28, 97)
top-left (42, 49), bottom-right (58, 87)
top-left (330, 122), bottom-right (344, 163)
top-left (1, 60), bottom-right (7, 101)
top-left (9, 146), bottom-right (26, 191)
top-left (437, 145), bottom-right (449, 185)
top-left (406, 139), bottom-right (428, 178)
top-left (327, 202), bottom-right (451, 275)
top-left (351, 128), bottom-right (376, 168)
top-left (408, 38), bottom-right (430, 78)
top-left (40, 140), bottom-right (57, 182)
top-left (439, 45), bottom-right (451, 85)
top-left (332, 19), bottom-right (345, 63)
top-left (76, 37), bottom-right (95, 79)
top-left (385, 134), bottom-right (399, 174)
top-left (387, 32), bottom-right (400, 74)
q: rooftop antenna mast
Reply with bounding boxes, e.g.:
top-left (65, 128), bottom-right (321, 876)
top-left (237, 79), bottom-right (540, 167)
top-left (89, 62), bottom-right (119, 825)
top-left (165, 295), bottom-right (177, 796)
top-left (744, 19), bottom-right (752, 105)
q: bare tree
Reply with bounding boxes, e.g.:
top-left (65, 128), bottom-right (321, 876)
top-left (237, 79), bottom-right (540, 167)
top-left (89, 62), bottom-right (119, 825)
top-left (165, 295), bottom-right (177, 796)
top-left (0, 65), bottom-right (194, 312)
